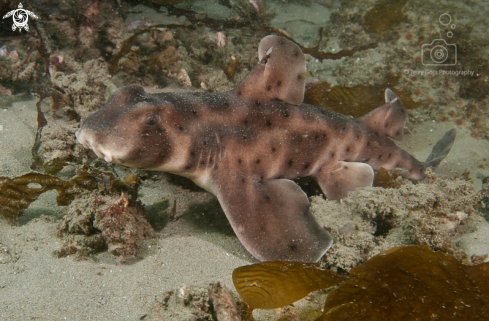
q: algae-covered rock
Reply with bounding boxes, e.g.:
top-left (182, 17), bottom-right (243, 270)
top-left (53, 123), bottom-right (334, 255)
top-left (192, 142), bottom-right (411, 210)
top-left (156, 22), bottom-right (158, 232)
top-left (37, 121), bottom-right (79, 174)
top-left (50, 56), bottom-right (112, 119)
top-left (55, 170), bottom-right (155, 262)
top-left (309, 171), bottom-right (482, 272)
top-left (269, 2), bottom-right (334, 47)
top-left (187, 0), bottom-right (233, 20)
top-left (144, 283), bottom-right (240, 321)
top-left (57, 192), bottom-right (155, 262)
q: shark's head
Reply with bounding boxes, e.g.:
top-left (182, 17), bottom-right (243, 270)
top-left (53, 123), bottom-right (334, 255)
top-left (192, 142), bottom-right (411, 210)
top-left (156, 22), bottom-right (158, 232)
top-left (76, 84), bottom-right (173, 169)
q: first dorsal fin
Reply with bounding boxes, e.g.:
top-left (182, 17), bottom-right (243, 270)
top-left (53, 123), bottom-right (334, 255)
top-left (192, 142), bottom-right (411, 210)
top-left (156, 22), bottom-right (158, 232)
top-left (234, 35), bottom-right (306, 105)
top-left (359, 88), bottom-right (407, 140)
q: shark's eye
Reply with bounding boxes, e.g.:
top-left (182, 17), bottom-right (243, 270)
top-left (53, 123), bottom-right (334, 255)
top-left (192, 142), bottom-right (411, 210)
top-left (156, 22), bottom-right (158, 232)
top-left (145, 113), bottom-right (161, 126)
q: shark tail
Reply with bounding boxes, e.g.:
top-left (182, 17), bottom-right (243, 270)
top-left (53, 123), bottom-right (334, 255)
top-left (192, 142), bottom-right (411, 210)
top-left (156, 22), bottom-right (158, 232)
top-left (424, 128), bottom-right (456, 168)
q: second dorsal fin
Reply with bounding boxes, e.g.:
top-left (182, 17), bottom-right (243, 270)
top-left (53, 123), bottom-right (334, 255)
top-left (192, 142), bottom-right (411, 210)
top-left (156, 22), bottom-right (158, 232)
top-left (359, 88), bottom-right (407, 140)
top-left (234, 35), bottom-right (306, 105)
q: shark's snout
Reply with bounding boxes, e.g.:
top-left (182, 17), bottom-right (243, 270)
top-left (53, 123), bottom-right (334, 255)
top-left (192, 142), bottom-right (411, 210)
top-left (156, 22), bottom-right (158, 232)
top-left (76, 129), bottom-right (114, 163)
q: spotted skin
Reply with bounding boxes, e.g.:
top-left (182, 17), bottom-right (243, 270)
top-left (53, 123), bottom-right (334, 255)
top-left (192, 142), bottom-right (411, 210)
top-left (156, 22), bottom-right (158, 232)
top-left (76, 36), bottom-right (455, 262)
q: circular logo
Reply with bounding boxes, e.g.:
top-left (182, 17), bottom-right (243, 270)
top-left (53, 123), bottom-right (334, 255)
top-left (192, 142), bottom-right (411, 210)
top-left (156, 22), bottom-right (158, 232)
top-left (13, 10), bottom-right (28, 28)
top-left (2, 3), bottom-right (38, 32)
top-left (439, 13), bottom-right (451, 26)
top-left (430, 45), bottom-right (448, 64)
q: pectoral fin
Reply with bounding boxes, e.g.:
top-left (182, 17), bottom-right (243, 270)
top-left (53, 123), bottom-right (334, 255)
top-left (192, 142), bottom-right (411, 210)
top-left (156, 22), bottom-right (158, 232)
top-left (210, 174), bottom-right (333, 262)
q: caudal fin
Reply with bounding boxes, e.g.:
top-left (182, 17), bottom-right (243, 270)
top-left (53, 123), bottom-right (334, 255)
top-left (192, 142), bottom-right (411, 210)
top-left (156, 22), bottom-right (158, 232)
top-left (425, 129), bottom-right (456, 168)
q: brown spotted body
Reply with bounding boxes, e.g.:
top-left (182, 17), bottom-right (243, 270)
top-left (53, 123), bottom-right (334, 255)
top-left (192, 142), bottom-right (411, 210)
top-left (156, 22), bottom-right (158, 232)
top-left (76, 36), bottom-right (455, 262)
top-left (169, 92), bottom-right (422, 185)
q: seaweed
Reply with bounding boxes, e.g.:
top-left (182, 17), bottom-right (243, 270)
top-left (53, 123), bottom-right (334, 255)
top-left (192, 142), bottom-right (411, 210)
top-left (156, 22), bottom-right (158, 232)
top-left (224, 56), bottom-right (239, 80)
top-left (232, 261), bottom-right (346, 310)
top-left (372, 167), bottom-right (393, 188)
top-left (295, 27), bottom-right (378, 62)
top-left (304, 74), bottom-right (421, 118)
top-left (372, 167), bottom-right (406, 188)
top-left (364, 0), bottom-right (408, 34)
top-left (233, 246), bottom-right (489, 320)
top-left (0, 165), bottom-right (136, 220)
top-left (318, 246), bottom-right (489, 320)
top-left (0, 172), bottom-right (75, 219)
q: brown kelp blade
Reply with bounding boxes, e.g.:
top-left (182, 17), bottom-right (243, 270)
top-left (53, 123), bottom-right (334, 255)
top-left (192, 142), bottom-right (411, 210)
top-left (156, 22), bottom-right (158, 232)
top-left (0, 172), bottom-right (76, 219)
top-left (232, 261), bottom-right (346, 310)
top-left (0, 166), bottom-right (127, 220)
top-left (318, 246), bottom-right (489, 321)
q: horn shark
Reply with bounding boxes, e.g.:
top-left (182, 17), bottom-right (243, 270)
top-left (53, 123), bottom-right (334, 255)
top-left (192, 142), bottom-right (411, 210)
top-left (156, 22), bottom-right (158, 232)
top-left (76, 35), bottom-right (456, 263)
